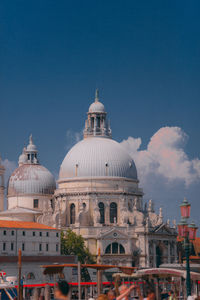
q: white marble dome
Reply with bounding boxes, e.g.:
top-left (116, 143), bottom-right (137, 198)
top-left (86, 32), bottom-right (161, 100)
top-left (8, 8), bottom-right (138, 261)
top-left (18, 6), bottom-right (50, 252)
top-left (89, 101), bottom-right (105, 113)
top-left (59, 137), bottom-right (137, 180)
top-left (8, 164), bottom-right (56, 196)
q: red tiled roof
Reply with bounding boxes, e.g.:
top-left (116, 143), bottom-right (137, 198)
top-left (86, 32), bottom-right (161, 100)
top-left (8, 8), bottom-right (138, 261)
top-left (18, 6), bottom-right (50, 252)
top-left (0, 220), bottom-right (57, 230)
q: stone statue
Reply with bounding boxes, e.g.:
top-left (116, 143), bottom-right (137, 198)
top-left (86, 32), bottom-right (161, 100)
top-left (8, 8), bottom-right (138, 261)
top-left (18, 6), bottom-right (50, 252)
top-left (93, 198), bottom-right (100, 226)
top-left (156, 207), bottom-right (163, 225)
top-left (133, 197), bottom-right (137, 210)
top-left (172, 219), bottom-right (176, 228)
top-left (55, 198), bottom-right (60, 213)
top-left (148, 199), bottom-right (154, 212)
top-left (120, 197), bottom-right (128, 225)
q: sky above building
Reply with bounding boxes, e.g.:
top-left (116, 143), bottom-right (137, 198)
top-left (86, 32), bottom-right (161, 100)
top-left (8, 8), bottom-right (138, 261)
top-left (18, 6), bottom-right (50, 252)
top-left (0, 1), bottom-right (200, 224)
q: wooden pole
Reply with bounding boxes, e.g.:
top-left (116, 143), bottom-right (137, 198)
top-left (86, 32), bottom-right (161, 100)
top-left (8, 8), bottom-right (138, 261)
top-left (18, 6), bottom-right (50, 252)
top-left (17, 248), bottom-right (22, 300)
top-left (78, 261), bottom-right (81, 300)
top-left (97, 270), bottom-right (102, 296)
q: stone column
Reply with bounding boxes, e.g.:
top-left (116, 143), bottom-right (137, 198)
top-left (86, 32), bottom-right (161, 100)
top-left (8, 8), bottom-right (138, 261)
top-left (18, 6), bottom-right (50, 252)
top-left (146, 239), bottom-right (150, 268)
top-left (94, 116), bottom-right (97, 135)
top-left (168, 242), bottom-right (171, 263)
top-left (153, 241), bottom-right (156, 267)
top-left (174, 241), bottom-right (178, 263)
top-left (105, 202), bottom-right (109, 224)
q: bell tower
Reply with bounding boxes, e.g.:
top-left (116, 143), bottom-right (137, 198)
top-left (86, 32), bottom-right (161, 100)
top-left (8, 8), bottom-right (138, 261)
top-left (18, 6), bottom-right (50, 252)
top-left (0, 156), bottom-right (5, 211)
top-left (84, 89), bottom-right (112, 139)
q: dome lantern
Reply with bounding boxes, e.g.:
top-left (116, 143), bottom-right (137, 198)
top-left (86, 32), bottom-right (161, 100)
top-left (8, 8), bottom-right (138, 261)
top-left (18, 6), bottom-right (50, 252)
top-left (26, 134), bottom-right (39, 164)
top-left (84, 89), bottom-right (111, 139)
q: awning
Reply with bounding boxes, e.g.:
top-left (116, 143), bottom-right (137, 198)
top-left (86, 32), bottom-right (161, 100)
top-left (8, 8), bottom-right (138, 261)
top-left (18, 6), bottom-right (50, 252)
top-left (41, 263), bottom-right (136, 276)
top-left (132, 268), bottom-right (200, 281)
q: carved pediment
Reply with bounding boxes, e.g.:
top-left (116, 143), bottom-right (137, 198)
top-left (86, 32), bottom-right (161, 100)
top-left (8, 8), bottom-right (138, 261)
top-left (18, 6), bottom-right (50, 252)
top-left (98, 227), bottom-right (129, 240)
top-left (152, 223), bottom-right (175, 235)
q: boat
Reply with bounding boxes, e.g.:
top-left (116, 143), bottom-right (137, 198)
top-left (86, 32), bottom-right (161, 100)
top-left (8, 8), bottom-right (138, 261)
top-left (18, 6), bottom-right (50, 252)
top-left (0, 271), bottom-right (17, 300)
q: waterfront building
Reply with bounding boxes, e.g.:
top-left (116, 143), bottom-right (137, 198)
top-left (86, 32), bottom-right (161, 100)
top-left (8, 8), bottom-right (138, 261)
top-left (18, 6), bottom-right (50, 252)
top-left (0, 90), bottom-right (177, 268)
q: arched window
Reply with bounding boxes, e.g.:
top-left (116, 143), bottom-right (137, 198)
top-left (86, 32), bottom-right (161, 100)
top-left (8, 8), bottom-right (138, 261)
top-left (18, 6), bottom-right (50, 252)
top-left (98, 202), bottom-right (105, 224)
top-left (110, 202), bottom-right (117, 223)
top-left (105, 244), bottom-right (111, 254)
top-left (120, 244), bottom-right (125, 254)
top-left (70, 204), bottom-right (75, 224)
top-left (105, 243), bottom-right (125, 254)
top-left (112, 242), bottom-right (118, 254)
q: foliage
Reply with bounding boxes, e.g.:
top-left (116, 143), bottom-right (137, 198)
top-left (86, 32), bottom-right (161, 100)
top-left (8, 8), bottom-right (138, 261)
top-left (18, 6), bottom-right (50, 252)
top-left (61, 229), bottom-right (95, 264)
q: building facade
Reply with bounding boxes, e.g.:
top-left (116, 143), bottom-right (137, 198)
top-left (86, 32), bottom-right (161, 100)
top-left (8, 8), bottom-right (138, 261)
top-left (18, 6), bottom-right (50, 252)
top-left (0, 90), bottom-right (177, 268)
top-left (0, 220), bottom-right (60, 256)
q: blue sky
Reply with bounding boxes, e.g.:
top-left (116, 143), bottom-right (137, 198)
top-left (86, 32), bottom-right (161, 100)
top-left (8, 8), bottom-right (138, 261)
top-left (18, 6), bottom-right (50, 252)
top-left (1, 1), bottom-right (200, 223)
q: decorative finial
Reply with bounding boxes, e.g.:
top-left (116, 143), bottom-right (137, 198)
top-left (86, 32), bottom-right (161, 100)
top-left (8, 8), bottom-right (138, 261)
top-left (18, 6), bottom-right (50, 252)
top-left (159, 207), bottom-right (163, 217)
top-left (29, 134), bottom-right (33, 144)
top-left (95, 88), bottom-right (99, 102)
top-left (173, 219), bottom-right (176, 228)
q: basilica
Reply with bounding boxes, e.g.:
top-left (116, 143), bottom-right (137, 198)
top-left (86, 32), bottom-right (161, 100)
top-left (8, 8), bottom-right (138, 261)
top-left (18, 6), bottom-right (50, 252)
top-left (0, 90), bottom-right (177, 268)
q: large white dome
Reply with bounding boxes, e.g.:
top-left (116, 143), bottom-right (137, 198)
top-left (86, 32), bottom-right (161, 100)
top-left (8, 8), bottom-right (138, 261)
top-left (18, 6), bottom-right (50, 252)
top-left (8, 164), bottom-right (56, 196)
top-left (59, 137), bottom-right (137, 180)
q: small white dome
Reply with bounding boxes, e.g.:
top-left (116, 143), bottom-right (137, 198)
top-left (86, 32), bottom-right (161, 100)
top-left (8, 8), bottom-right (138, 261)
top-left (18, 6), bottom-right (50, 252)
top-left (8, 164), bottom-right (56, 196)
top-left (59, 137), bottom-right (137, 180)
top-left (89, 101), bottom-right (105, 113)
top-left (27, 143), bottom-right (37, 151)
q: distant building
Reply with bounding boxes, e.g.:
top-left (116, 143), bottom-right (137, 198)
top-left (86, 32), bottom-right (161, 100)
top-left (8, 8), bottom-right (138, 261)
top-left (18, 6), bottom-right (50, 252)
top-left (0, 90), bottom-right (177, 268)
top-left (0, 220), bottom-right (76, 296)
top-left (0, 135), bottom-right (56, 222)
top-left (0, 220), bottom-right (60, 256)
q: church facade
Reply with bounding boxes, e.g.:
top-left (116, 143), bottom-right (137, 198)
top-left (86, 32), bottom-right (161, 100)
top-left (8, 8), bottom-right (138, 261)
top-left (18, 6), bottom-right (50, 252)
top-left (0, 90), bottom-right (177, 268)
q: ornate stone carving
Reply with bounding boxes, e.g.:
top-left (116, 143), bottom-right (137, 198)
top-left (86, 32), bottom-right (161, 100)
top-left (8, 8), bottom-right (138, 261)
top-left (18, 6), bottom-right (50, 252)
top-left (120, 197), bottom-right (128, 225)
top-left (93, 197), bottom-right (100, 226)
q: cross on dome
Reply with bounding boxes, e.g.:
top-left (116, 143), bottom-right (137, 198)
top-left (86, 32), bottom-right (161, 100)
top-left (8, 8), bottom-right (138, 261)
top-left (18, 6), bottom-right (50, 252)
top-left (95, 88), bottom-right (99, 102)
top-left (29, 134), bottom-right (33, 144)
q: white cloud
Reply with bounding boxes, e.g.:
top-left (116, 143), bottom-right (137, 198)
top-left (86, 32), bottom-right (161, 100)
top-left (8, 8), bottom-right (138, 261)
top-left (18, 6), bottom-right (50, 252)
top-left (1, 159), bottom-right (16, 209)
top-left (2, 159), bottom-right (17, 185)
top-left (121, 127), bottom-right (200, 186)
top-left (121, 127), bottom-right (200, 224)
top-left (65, 129), bottom-right (82, 151)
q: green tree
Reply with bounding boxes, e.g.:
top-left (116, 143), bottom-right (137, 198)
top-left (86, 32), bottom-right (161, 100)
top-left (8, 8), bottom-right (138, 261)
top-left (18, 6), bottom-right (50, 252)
top-left (61, 229), bottom-right (95, 264)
